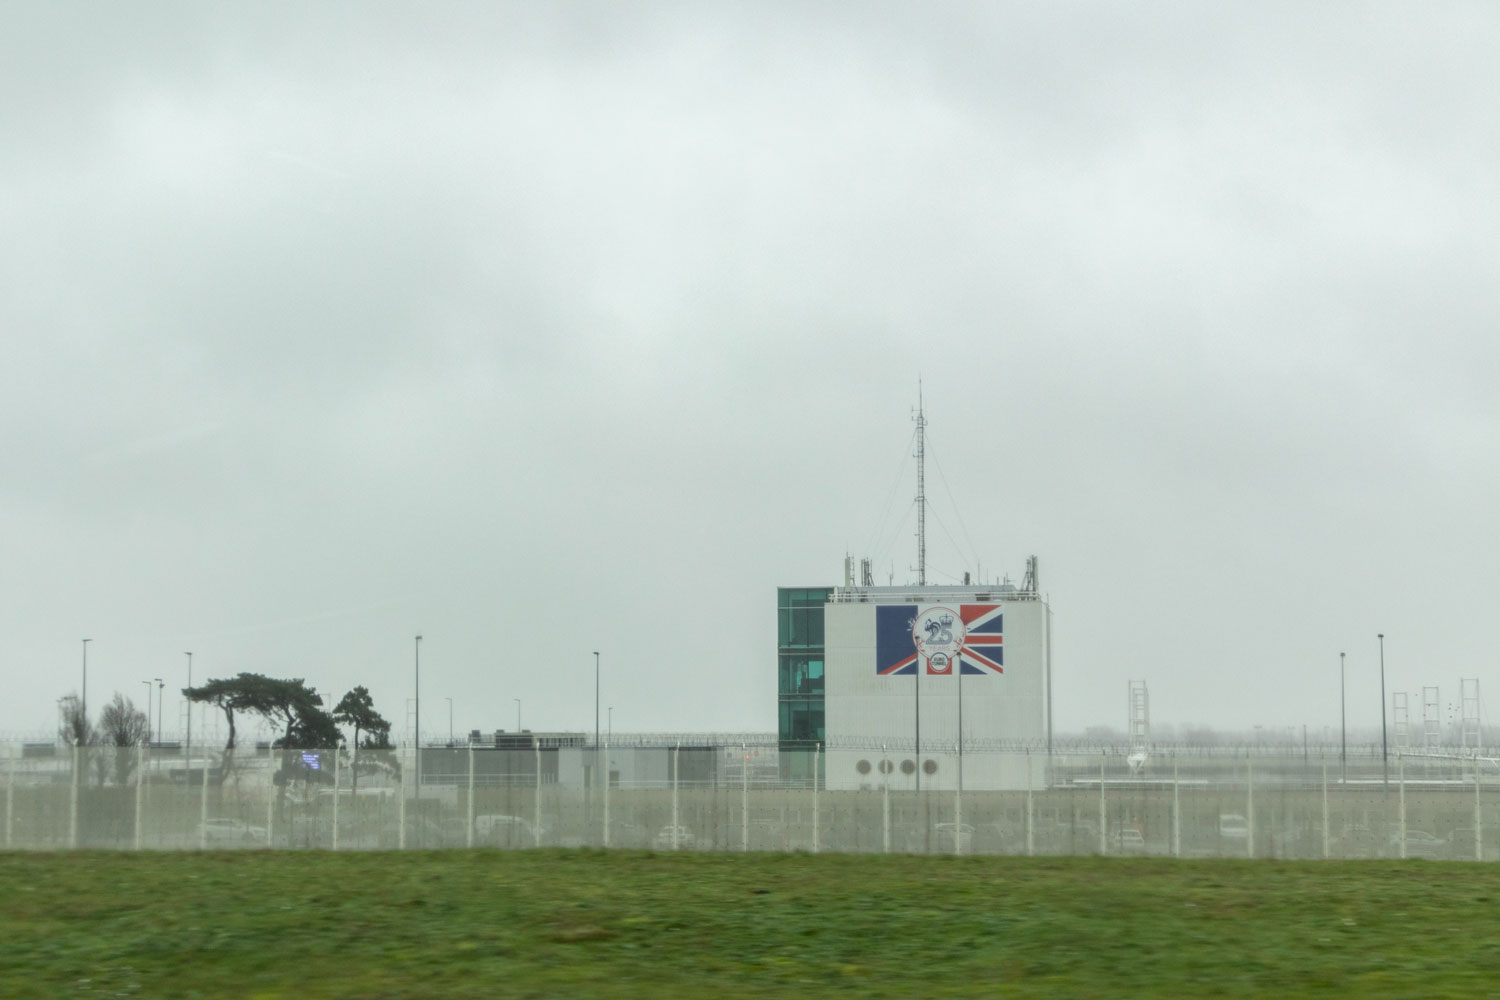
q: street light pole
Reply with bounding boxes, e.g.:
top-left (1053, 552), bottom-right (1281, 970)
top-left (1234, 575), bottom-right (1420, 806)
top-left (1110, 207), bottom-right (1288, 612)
top-left (414, 635), bottom-right (422, 805)
top-left (514, 698), bottom-right (521, 733)
top-left (593, 651), bottom-right (600, 750)
top-left (445, 697), bottom-right (453, 744)
top-left (142, 681), bottom-right (153, 744)
top-left (155, 679), bottom-right (164, 744)
top-left (1378, 633), bottom-right (1388, 788)
top-left (1339, 652), bottom-right (1346, 784)
top-left (82, 639), bottom-right (92, 720)
top-left (608, 706), bottom-right (612, 743)
top-left (184, 652), bottom-right (192, 763)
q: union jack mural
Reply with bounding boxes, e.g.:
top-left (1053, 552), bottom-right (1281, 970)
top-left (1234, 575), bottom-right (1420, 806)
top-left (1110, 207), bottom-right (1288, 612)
top-left (875, 604), bottom-right (1003, 676)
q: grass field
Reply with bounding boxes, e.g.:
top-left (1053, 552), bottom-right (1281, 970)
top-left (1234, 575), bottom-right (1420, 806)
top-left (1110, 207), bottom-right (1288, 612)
top-left (2, 850), bottom-right (1499, 998)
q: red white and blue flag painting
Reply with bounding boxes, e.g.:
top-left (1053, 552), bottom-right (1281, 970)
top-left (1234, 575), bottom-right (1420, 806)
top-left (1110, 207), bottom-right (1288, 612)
top-left (876, 604), bottom-right (1004, 676)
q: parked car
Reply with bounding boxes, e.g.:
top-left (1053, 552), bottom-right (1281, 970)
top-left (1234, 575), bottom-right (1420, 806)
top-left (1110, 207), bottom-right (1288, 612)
top-left (933, 823), bottom-right (975, 852)
top-left (474, 814), bottom-right (541, 847)
top-left (1391, 829), bottom-right (1445, 860)
top-left (1218, 814), bottom-right (1249, 840)
top-left (199, 818), bottom-right (267, 847)
top-left (653, 825), bottom-right (699, 850)
top-left (1115, 828), bottom-right (1147, 854)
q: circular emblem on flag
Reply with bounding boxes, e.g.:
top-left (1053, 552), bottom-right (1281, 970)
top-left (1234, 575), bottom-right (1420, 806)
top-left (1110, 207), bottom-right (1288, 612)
top-left (911, 606), bottom-right (965, 675)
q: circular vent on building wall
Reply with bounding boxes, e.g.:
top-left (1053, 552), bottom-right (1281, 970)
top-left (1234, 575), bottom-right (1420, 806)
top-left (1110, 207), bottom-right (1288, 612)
top-left (856, 760), bottom-right (871, 774)
top-left (878, 760), bottom-right (894, 774)
top-left (900, 759), bottom-right (916, 775)
top-left (922, 759), bottom-right (938, 775)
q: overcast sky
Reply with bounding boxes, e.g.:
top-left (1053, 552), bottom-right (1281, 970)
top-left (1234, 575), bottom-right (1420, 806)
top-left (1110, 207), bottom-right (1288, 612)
top-left (4, 3), bottom-right (1498, 744)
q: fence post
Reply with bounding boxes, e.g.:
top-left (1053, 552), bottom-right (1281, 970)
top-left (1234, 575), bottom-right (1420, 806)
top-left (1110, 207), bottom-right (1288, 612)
top-left (466, 744), bottom-right (475, 850)
top-left (1172, 753), bottom-right (1180, 859)
top-left (1025, 747), bottom-right (1034, 857)
top-left (199, 751), bottom-right (210, 850)
top-left (1245, 754), bottom-right (1254, 860)
top-left (4, 743), bottom-right (13, 849)
top-left (69, 744), bottom-right (80, 850)
top-left (882, 743), bottom-right (890, 854)
top-left (1470, 755), bottom-right (1482, 863)
top-left (953, 743), bottom-right (962, 856)
top-left (602, 736), bottom-right (610, 848)
top-left (811, 744), bottom-right (820, 854)
top-left (1398, 751), bottom-right (1406, 859)
top-left (1321, 759), bottom-right (1329, 859)
top-left (134, 741), bottom-right (145, 851)
top-left (394, 743), bottom-right (405, 850)
top-left (332, 748), bottom-right (341, 852)
top-left (534, 736), bottom-right (542, 848)
top-left (1098, 752), bottom-right (1106, 855)
top-left (741, 744), bottom-right (749, 852)
top-left (671, 740), bottom-right (681, 851)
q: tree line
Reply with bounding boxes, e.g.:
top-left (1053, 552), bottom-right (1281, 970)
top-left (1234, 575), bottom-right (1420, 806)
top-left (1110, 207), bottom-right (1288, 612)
top-left (56, 674), bottom-right (395, 788)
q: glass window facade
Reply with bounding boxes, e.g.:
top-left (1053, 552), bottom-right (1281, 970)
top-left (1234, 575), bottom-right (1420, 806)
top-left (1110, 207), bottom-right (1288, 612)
top-left (777, 587), bottom-right (830, 750)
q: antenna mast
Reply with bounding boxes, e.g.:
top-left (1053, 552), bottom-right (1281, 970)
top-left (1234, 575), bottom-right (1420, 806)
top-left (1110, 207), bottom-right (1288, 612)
top-left (914, 380), bottom-right (926, 587)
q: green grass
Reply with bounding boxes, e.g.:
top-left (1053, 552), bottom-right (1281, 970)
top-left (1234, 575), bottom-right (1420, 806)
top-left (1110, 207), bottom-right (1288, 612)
top-left (2, 851), bottom-right (1499, 998)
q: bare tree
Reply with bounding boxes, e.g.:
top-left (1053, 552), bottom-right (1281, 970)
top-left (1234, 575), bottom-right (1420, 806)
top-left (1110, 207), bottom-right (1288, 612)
top-left (57, 693), bottom-right (101, 785)
top-left (98, 693), bottom-right (150, 785)
top-left (57, 693), bottom-right (93, 748)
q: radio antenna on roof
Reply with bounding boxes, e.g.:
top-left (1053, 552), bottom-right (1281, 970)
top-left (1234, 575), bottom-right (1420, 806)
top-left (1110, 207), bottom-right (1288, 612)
top-left (913, 379), bottom-right (926, 587)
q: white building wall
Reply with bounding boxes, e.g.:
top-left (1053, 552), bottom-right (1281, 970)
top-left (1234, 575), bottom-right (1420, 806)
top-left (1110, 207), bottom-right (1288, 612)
top-left (823, 595), bottom-right (1049, 790)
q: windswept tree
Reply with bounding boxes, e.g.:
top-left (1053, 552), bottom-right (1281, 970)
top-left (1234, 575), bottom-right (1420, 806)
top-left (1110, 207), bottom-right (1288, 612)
top-left (185, 673), bottom-right (338, 786)
top-left (333, 686), bottom-right (395, 795)
top-left (97, 693), bottom-right (150, 785)
top-left (183, 676), bottom-right (252, 752)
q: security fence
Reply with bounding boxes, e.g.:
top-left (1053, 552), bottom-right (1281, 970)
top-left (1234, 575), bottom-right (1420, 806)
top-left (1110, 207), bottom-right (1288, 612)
top-left (4, 741), bottom-right (1499, 860)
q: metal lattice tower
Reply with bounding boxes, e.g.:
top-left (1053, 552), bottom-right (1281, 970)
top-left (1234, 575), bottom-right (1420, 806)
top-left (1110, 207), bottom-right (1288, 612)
top-left (1461, 678), bottom-right (1482, 749)
top-left (1422, 686), bottom-right (1441, 749)
top-left (1393, 692), bottom-right (1410, 748)
top-left (913, 382), bottom-right (926, 587)
top-left (1127, 680), bottom-right (1150, 752)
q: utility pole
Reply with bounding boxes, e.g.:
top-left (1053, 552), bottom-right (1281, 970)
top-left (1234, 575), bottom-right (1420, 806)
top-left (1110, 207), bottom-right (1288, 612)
top-left (1340, 652), bottom-right (1346, 784)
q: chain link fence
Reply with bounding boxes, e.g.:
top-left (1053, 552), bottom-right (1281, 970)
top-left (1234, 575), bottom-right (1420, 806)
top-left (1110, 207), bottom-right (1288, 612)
top-left (5, 741), bottom-right (1497, 859)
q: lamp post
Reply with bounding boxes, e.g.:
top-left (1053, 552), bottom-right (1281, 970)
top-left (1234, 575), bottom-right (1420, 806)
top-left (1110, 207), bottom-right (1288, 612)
top-left (445, 697), bottom-right (453, 744)
top-left (592, 652), bottom-right (600, 750)
top-left (142, 681), bottom-right (153, 744)
top-left (155, 679), bottom-right (164, 743)
top-left (184, 652), bottom-right (193, 763)
top-left (608, 706), bottom-right (612, 743)
top-left (1378, 633), bottom-right (1388, 788)
top-left (81, 639), bottom-right (92, 719)
top-left (1344, 653), bottom-right (1356, 785)
top-left (414, 635), bottom-right (422, 805)
top-left (514, 698), bottom-right (521, 733)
